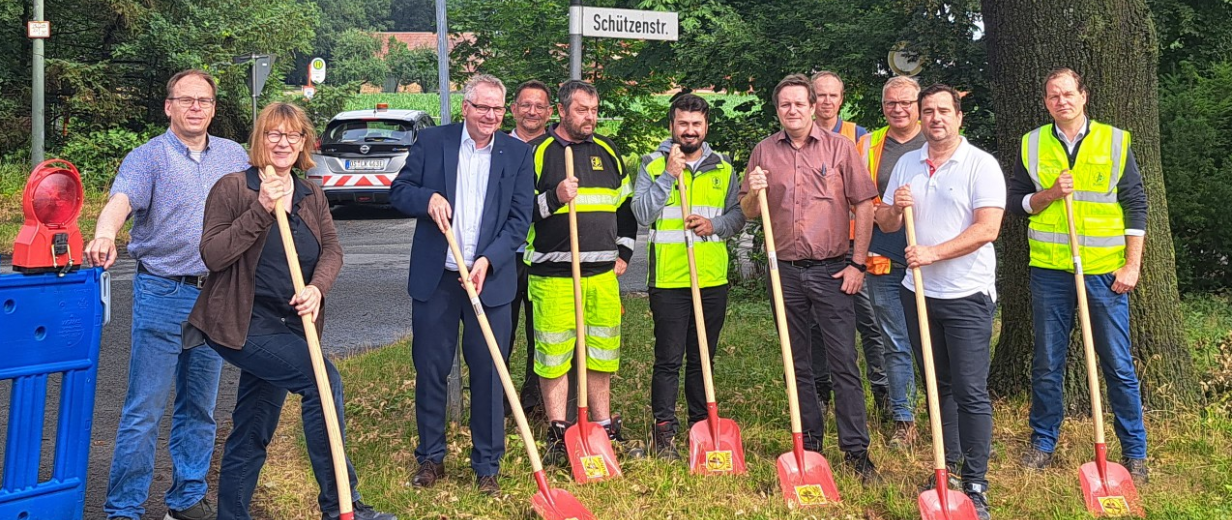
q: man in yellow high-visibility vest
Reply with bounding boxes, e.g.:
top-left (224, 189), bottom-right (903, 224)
top-left (1009, 68), bottom-right (1149, 486)
top-left (632, 94), bottom-right (745, 460)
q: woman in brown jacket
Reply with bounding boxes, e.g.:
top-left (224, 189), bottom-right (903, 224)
top-left (186, 102), bottom-right (395, 520)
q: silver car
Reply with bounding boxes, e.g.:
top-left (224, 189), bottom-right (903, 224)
top-left (306, 106), bottom-right (435, 206)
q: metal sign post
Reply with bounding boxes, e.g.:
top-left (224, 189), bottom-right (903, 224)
top-left (434, 0), bottom-right (462, 426)
top-left (233, 54), bottom-right (275, 123)
top-left (568, 3), bottom-right (678, 81)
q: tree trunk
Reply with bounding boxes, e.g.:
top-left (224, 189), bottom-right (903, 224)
top-left (982, 0), bottom-right (1200, 412)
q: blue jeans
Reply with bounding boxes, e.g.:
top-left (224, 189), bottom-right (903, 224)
top-left (1028, 267), bottom-right (1147, 459)
top-left (867, 269), bottom-right (917, 422)
top-left (105, 272), bottom-right (223, 519)
top-left (209, 333), bottom-right (360, 519)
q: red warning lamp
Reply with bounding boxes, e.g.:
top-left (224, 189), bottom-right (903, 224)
top-left (13, 160), bottom-right (84, 274)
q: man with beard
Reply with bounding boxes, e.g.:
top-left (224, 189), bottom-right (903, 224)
top-left (631, 94), bottom-right (745, 460)
top-left (525, 80), bottom-right (643, 465)
top-left (506, 79), bottom-right (555, 420)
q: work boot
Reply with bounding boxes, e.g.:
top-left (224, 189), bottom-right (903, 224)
top-left (543, 421), bottom-right (569, 467)
top-left (476, 474), bottom-right (501, 497)
top-left (888, 421), bottom-right (918, 451)
top-left (411, 460), bottom-right (445, 488)
top-left (1021, 447), bottom-right (1053, 470)
top-left (918, 463), bottom-right (962, 492)
top-left (1122, 457), bottom-right (1150, 485)
top-left (604, 414), bottom-right (645, 459)
top-left (165, 498), bottom-right (216, 520)
top-left (652, 421), bottom-right (682, 461)
top-left (963, 482), bottom-right (992, 520)
top-left (843, 450), bottom-right (881, 485)
top-left (322, 501), bottom-right (397, 520)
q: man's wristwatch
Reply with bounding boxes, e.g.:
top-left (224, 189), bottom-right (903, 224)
top-left (847, 260), bottom-right (867, 273)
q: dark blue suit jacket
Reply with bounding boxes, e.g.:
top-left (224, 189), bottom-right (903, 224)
top-left (390, 123), bottom-right (535, 307)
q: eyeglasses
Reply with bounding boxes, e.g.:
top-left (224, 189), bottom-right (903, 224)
top-left (168, 96), bottom-right (216, 108)
top-left (883, 100), bottom-right (917, 110)
top-left (466, 101), bottom-right (506, 115)
top-left (515, 102), bottom-right (551, 112)
top-left (265, 131), bottom-right (306, 144)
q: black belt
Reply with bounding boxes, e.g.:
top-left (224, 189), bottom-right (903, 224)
top-left (785, 256), bottom-right (846, 268)
top-left (137, 262), bottom-right (207, 289)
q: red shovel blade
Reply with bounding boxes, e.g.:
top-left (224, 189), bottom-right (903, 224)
top-left (531, 487), bottom-right (597, 520)
top-left (776, 450), bottom-right (841, 507)
top-left (688, 418), bottom-right (747, 475)
top-left (1080, 461), bottom-right (1144, 517)
top-left (565, 421), bottom-right (622, 484)
top-left (919, 488), bottom-right (980, 520)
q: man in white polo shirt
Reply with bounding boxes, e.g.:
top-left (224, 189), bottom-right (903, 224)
top-left (875, 84), bottom-right (1005, 520)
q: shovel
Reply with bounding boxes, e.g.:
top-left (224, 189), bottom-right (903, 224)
top-left (1065, 195), bottom-right (1144, 518)
top-left (903, 205), bottom-right (979, 520)
top-left (754, 173), bottom-right (840, 507)
top-left (441, 222), bottom-right (595, 520)
top-left (265, 166), bottom-right (354, 520)
top-left (676, 171), bottom-right (746, 476)
top-left (560, 145), bottom-right (622, 483)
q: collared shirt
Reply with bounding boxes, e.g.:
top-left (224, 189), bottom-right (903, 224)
top-left (447, 122), bottom-right (493, 270)
top-left (882, 138), bottom-right (1006, 300)
top-left (1054, 116), bottom-right (1089, 154)
top-left (740, 122), bottom-right (878, 262)
top-left (111, 129), bottom-right (250, 277)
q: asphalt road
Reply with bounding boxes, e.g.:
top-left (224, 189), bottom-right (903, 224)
top-left (1, 204), bottom-right (649, 519)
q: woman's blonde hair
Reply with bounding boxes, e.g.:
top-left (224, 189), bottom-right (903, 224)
top-left (249, 102), bottom-right (316, 171)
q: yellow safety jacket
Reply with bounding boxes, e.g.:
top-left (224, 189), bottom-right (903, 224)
top-left (1021, 121), bottom-right (1129, 275)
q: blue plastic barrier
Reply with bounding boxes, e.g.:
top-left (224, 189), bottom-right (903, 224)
top-left (0, 267), bottom-right (108, 520)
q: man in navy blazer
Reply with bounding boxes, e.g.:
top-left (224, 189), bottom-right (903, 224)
top-left (390, 74), bottom-right (535, 496)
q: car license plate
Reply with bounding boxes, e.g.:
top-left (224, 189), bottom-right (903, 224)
top-left (345, 159), bottom-right (386, 171)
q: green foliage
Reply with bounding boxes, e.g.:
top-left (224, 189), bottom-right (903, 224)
top-left (313, 0), bottom-right (391, 57)
top-left (385, 39), bottom-right (438, 91)
top-left (1159, 61), bottom-right (1232, 292)
top-left (288, 82), bottom-right (364, 133)
top-left (345, 93), bottom-right (464, 116)
top-left (0, 161), bottom-right (28, 197)
top-left (448, 0), bottom-right (676, 150)
top-left (59, 127), bottom-right (159, 192)
top-left (1150, 0), bottom-right (1232, 71)
top-left (330, 29), bottom-right (390, 86)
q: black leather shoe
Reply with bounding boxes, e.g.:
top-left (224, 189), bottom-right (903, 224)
top-left (1021, 447), bottom-right (1053, 470)
top-left (476, 474), bottom-right (501, 497)
top-left (411, 460), bottom-right (445, 488)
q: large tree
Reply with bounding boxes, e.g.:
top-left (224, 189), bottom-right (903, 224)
top-left (982, 0), bottom-right (1200, 411)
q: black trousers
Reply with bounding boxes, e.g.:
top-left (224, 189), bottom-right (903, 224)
top-left (900, 287), bottom-right (994, 487)
top-left (772, 260), bottom-right (870, 453)
top-left (649, 285), bottom-right (729, 434)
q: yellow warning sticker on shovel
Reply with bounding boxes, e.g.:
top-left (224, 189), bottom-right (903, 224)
top-left (705, 450), bottom-right (734, 472)
top-left (1097, 496), bottom-right (1131, 517)
top-left (794, 484), bottom-right (829, 505)
top-left (581, 455), bottom-right (610, 479)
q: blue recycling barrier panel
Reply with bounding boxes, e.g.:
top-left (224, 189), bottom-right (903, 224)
top-left (0, 267), bottom-right (107, 520)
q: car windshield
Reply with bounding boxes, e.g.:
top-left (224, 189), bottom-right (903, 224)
top-left (323, 119), bottom-right (415, 145)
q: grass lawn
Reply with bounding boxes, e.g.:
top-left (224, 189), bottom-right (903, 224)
top-left (251, 291), bottom-right (1232, 519)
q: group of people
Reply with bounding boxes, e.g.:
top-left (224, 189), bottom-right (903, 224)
top-left (82, 64), bottom-right (1149, 520)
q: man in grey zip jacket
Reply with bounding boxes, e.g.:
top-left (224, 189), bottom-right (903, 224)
top-left (631, 94), bottom-right (745, 459)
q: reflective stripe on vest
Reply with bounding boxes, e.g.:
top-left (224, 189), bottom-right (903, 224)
top-left (1020, 121), bottom-right (1129, 274)
top-left (526, 135), bottom-right (632, 265)
top-left (643, 152), bottom-right (733, 289)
